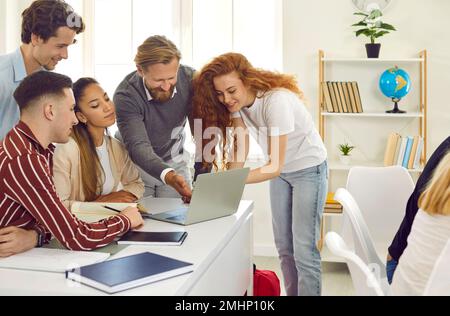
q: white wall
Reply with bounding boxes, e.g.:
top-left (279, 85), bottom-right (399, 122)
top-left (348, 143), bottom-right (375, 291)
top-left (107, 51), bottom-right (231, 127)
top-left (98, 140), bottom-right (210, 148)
top-left (283, 0), bottom-right (450, 150)
top-left (249, 0), bottom-right (450, 257)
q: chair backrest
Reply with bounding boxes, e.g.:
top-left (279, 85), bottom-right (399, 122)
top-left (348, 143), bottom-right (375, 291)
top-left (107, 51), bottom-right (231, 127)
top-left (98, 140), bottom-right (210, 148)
top-left (335, 188), bottom-right (387, 278)
top-left (346, 166), bottom-right (415, 259)
top-left (325, 232), bottom-right (385, 296)
top-left (423, 239), bottom-right (450, 296)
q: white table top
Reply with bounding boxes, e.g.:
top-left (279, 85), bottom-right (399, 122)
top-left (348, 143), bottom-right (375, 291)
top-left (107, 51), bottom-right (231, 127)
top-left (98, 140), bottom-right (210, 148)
top-left (0, 201), bottom-right (253, 296)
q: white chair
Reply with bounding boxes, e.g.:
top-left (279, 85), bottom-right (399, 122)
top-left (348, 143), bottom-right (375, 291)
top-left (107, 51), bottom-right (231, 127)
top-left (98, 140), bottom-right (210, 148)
top-left (335, 188), bottom-right (390, 294)
top-left (345, 166), bottom-right (415, 261)
top-left (325, 232), bottom-right (385, 296)
top-left (423, 239), bottom-right (450, 296)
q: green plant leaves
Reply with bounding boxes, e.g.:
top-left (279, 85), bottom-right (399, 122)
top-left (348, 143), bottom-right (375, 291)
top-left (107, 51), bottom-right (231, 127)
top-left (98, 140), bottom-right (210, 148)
top-left (351, 10), bottom-right (396, 43)
top-left (380, 23), bottom-right (396, 31)
top-left (338, 144), bottom-right (355, 156)
top-left (374, 31), bottom-right (390, 38)
top-left (352, 21), bottom-right (367, 27)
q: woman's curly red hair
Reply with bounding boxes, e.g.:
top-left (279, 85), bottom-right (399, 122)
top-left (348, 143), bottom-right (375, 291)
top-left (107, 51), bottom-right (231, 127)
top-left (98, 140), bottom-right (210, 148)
top-left (192, 52), bottom-right (304, 169)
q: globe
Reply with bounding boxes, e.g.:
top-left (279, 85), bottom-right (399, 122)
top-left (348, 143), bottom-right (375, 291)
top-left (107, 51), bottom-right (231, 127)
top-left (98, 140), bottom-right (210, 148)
top-left (379, 67), bottom-right (411, 113)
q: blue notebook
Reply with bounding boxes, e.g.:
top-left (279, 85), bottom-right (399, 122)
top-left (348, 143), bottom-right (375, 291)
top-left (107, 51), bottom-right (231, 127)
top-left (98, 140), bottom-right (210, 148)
top-left (66, 252), bottom-right (193, 294)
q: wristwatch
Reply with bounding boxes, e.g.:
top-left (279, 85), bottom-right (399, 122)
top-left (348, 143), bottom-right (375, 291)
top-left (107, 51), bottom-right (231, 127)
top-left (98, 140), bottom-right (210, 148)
top-left (32, 229), bottom-right (45, 248)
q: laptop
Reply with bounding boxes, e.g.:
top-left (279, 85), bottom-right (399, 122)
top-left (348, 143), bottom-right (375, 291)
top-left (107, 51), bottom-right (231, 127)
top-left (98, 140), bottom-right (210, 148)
top-left (140, 168), bottom-right (250, 226)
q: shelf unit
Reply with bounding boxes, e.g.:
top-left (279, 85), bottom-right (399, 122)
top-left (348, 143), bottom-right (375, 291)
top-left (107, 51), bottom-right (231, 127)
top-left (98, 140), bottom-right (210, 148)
top-left (319, 50), bottom-right (428, 166)
top-left (318, 50), bottom-right (428, 262)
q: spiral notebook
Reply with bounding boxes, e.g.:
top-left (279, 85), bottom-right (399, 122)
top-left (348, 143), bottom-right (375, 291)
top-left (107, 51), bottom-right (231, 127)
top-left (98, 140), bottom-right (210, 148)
top-left (0, 248), bottom-right (109, 273)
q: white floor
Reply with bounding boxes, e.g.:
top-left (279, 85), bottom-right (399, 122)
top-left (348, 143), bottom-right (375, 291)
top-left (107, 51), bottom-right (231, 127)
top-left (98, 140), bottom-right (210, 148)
top-left (254, 256), bottom-right (355, 296)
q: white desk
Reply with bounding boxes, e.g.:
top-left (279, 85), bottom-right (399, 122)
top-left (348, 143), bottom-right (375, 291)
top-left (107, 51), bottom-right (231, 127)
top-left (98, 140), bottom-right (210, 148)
top-left (0, 201), bottom-right (254, 296)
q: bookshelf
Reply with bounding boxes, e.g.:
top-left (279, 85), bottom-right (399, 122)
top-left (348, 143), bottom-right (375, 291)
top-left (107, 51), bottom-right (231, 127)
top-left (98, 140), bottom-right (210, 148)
top-left (318, 50), bottom-right (428, 262)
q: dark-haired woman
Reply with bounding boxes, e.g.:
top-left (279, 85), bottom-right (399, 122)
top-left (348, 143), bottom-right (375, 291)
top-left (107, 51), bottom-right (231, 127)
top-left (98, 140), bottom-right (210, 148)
top-left (53, 78), bottom-right (144, 211)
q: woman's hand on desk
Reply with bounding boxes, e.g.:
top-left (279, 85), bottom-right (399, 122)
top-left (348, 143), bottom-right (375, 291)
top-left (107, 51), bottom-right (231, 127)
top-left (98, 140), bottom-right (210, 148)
top-left (120, 207), bottom-right (144, 230)
top-left (95, 191), bottom-right (137, 203)
top-left (0, 227), bottom-right (38, 258)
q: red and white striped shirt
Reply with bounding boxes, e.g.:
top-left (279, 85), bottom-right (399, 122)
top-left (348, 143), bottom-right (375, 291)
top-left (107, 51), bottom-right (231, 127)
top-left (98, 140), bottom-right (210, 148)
top-left (0, 121), bottom-right (131, 251)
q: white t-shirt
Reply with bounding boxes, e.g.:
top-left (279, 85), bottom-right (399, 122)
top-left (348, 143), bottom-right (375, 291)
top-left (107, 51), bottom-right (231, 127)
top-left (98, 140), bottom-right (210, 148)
top-left (391, 209), bottom-right (450, 296)
top-left (96, 138), bottom-right (115, 195)
top-left (232, 89), bottom-right (327, 173)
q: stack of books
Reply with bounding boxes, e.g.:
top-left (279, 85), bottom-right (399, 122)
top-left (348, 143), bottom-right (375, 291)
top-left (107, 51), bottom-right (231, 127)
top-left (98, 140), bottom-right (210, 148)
top-left (325, 192), bottom-right (343, 214)
top-left (321, 81), bottom-right (364, 113)
top-left (383, 132), bottom-right (424, 169)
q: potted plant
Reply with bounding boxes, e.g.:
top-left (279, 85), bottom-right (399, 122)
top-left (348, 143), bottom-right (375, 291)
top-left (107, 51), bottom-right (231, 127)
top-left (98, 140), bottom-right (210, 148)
top-left (338, 143), bottom-right (355, 165)
top-left (352, 4), bottom-right (396, 58)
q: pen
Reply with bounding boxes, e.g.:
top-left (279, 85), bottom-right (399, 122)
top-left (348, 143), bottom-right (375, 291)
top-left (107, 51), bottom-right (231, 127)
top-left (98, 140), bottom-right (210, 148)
top-left (102, 205), bottom-right (121, 213)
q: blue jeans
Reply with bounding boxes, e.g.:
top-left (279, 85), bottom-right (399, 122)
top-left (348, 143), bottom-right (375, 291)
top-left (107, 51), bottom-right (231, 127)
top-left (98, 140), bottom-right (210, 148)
top-left (270, 161), bottom-right (328, 296)
top-left (386, 259), bottom-right (398, 284)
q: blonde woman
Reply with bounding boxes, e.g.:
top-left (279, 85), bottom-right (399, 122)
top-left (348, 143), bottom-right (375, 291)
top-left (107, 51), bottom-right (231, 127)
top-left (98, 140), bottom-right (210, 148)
top-left (53, 78), bottom-right (144, 211)
top-left (193, 53), bottom-right (328, 296)
top-left (391, 151), bottom-right (450, 296)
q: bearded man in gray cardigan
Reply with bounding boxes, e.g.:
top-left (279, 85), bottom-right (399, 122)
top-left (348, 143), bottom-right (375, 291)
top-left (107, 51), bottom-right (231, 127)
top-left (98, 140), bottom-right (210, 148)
top-left (114, 35), bottom-right (204, 199)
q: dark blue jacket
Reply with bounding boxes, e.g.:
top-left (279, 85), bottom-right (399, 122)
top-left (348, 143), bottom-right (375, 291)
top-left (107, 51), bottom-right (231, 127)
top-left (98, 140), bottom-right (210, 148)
top-left (388, 136), bottom-right (450, 261)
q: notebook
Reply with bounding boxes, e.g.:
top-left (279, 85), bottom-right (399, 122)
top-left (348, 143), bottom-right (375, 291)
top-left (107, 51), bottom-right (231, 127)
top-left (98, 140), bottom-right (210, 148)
top-left (71, 202), bottom-right (147, 222)
top-left (117, 231), bottom-right (188, 246)
top-left (66, 252), bottom-right (194, 294)
top-left (0, 248), bottom-right (110, 273)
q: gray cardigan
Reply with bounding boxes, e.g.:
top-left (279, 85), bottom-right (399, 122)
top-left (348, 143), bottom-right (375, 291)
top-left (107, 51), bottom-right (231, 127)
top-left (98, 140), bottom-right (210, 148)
top-left (114, 65), bottom-right (194, 180)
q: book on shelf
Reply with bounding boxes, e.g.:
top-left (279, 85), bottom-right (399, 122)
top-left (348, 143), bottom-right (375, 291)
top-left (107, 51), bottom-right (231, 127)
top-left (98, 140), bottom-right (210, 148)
top-left (332, 82), bottom-right (344, 113)
top-left (324, 204), bottom-right (343, 213)
top-left (321, 82), bottom-right (334, 113)
top-left (384, 132), bottom-right (401, 166)
top-left (326, 192), bottom-right (341, 205)
top-left (351, 81), bottom-right (364, 113)
top-left (66, 252), bottom-right (194, 294)
top-left (0, 248), bottom-right (109, 273)
top-left (392, 137), bottom-right (403, 167)
top-left (337, 82), bottom-right (349, 113)
top-left (408, 136), bottom-right (420, 170)
top-left (327, 82), bottom-right (339, 113)
top-left (385, 135), bottom-right (423, 170)
top-left (118, 231), bottom-right (188, 246)
top-left (322, 81), bottom-right (363, 113)
top-left (342, 82), bottom-right (352, 113)
top-left (413, 137), bottom-right (424, 169)
top-left (346, 82), bottom-right (358, 113)
top-left (397, 137), bottom-right (408, 166)
top-left (402, 137), bottom-right (414, 168)
top-left (71, 202), bottom-right (148, 222)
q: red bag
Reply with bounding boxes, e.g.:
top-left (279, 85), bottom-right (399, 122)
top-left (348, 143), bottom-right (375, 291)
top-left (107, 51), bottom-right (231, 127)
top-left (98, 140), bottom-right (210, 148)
top-left (253, 265), bottom-right (281, 296)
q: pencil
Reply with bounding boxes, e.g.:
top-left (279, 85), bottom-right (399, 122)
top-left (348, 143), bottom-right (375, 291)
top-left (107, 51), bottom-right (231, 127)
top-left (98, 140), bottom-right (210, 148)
top-left (102, 205), bottom-right (121, 213)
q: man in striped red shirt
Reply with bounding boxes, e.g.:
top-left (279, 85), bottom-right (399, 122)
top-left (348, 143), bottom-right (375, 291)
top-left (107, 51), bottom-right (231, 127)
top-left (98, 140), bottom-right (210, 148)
top-left (0, 71), bottom-right (144, 257)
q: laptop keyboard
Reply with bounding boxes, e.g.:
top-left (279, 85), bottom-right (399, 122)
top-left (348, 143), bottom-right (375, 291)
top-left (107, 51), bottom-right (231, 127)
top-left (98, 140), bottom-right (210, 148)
top-left (167, 214), bottom-right (187, 221)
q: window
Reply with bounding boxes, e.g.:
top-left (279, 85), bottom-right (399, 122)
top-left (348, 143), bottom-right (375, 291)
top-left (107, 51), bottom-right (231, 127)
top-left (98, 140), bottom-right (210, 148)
top-left (94, 0), bottom-right (181, 97)
top-left (56, 0), bottom-right (84, 80)
top-left (90, 0), bottom-right (282, 159)
top-left (192, 0), bottom-right (282, 71)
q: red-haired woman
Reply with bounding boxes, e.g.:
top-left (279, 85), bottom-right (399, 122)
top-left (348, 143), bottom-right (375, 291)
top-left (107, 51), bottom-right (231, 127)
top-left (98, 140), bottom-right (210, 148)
top-left (193, 53), bottom-right (328, 296)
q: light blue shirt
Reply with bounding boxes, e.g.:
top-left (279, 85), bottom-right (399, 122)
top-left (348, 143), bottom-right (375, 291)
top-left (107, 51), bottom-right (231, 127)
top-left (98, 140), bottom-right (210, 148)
top-left (0, 48), bottom-right (27, 140)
